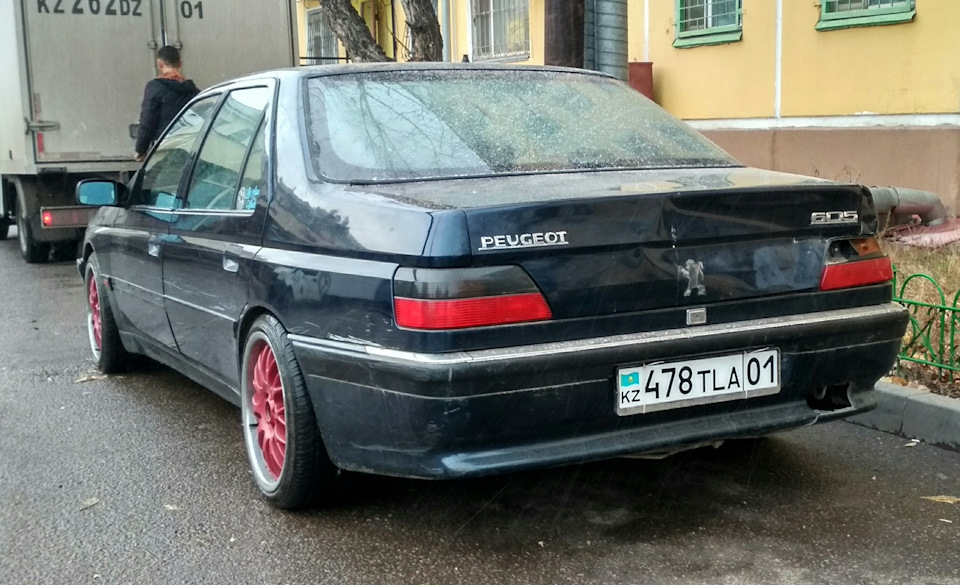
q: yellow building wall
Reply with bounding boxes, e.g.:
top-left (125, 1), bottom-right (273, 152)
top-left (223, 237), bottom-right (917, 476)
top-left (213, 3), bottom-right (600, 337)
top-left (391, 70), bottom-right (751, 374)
top-left (631, 1), bottom-right (776, 120)
top-left (781, 0), bottom-right (960, 116)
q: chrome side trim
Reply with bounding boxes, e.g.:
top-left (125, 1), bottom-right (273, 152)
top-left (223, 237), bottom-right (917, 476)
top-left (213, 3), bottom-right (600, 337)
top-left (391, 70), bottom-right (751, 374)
top-left (288, 303), bottom-right (906, 366)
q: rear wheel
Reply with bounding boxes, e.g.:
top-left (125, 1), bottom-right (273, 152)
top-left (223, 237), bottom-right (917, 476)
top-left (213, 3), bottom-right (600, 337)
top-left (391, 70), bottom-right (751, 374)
top-left (17, 211), bottom-right (49, 263)
top-left (0, 218), bottom-right (9, 240)
top-left (85, 253), bottom-right (126, 373)
top-left (241, 314), bottom-right (342, 509)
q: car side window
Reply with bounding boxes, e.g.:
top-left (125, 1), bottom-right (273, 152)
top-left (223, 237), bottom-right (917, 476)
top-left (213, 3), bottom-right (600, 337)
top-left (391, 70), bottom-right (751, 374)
top-left (137, 96), bottom-right (219, 208)
top-left (235, 118), bottom-right (267, 211)
top-left (184, 87), bottom-right (271, 211)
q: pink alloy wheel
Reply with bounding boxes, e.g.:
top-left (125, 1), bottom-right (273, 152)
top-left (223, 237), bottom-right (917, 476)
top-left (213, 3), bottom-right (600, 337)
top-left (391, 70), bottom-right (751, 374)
top-left (250, 341), bottom-right (287, 479)
top-left (88, 277), bottom-right (102, 350)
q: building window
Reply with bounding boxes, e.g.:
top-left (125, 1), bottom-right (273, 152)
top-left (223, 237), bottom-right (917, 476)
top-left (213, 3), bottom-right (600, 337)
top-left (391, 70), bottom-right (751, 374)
top-left (471, 0), bottom-right (530, 61)
top-left (817, 0), bottom-right (916, 31)
top-left (305, 7), bottom-right (339, 65)
top-left (674, 0), bottom-right (742, 49)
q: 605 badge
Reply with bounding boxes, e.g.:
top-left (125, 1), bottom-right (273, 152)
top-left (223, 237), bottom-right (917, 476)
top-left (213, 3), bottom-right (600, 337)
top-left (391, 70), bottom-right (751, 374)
top-left (616, 349), bottom-right (781, 415)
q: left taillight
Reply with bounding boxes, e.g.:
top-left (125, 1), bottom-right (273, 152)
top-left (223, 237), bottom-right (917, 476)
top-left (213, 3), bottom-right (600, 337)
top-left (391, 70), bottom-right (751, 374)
top-left (819, 237), bottom-right (893, 291)
top-left (393, 266), bottom-right (552, 330)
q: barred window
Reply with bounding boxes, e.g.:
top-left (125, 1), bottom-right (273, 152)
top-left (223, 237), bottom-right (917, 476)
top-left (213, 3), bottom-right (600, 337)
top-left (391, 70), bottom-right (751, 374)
top-left (824, 0), bottom-right (911, 13)
top-left (306, 7), bottom-right (339, 65)
top-left (818, 0), bottom-right (915, 30)
top-left (471, 0), bottom-right (530, 61)
top-left (678, 0), bottom-right (740, 33)
top-left (674, 0), bottom-right (742, 48)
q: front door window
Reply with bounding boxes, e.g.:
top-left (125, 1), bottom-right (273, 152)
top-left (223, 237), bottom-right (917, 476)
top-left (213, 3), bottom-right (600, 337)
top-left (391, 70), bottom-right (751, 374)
top-left (137, 96), bottom-right (219, 208)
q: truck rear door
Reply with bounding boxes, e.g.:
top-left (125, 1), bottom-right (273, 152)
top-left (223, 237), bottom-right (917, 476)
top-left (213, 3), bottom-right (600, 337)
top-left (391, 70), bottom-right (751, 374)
top-left (21, 0), bottom-right (294, 165)
top-left (23, 0), bottom-right (156, 163)
top-left (156, 0), bottom-right (295, 89)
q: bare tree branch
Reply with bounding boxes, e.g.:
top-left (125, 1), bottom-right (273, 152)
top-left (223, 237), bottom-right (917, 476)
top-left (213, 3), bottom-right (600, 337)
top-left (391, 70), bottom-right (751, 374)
top-left (320, 0), bottom-right (390, 63)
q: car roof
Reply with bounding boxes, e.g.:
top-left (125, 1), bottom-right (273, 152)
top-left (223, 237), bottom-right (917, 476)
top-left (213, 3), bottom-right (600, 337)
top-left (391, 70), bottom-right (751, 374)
top-left (206, 62), bottom-right (616, 92)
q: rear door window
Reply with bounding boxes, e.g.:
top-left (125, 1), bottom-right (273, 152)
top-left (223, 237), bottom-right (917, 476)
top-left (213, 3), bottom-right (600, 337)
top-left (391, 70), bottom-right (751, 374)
top-left (184, 87), bottom-right (271, 211)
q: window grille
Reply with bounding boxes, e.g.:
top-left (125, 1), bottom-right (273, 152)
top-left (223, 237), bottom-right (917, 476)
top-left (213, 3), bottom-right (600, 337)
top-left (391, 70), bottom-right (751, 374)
top-left (305, 7), bottom-right (339, 65)
top-left (471, 0), bottom-right (529, 61)
top-left (678, 0), bottom-right (741, 35)
top-left (817, 0), bottom-right (915, 30)
top-left (823, 0), bottom-right (911, 13)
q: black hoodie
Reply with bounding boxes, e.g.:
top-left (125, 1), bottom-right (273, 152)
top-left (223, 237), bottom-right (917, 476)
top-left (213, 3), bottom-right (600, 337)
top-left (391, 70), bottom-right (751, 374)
top-left (135, 77), bottom-right (200, 155)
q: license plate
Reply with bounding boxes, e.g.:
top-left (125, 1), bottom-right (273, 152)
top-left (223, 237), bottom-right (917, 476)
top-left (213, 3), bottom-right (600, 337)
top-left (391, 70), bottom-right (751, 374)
top-left (616, 349), bottom-right (780, 415)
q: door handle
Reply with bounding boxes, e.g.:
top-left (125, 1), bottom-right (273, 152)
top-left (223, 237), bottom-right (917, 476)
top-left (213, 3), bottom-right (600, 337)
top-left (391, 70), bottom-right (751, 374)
top-left (147, 235), bottom-right (160, 258)
top-left (222, 255), bottom-right (239, 273)
top-left (223, 244), bottom-right (243, 273)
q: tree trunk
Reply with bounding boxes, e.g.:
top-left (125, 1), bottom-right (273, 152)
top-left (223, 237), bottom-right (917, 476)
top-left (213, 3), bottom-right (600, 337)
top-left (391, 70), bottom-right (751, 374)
top-left (398, 0), bottom-right (444, 61)
top-left (321, 0), bottom-right (390, 63)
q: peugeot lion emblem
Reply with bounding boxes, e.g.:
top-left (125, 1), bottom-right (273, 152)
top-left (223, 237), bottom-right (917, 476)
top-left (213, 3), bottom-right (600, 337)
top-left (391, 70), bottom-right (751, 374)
top-left (677, 259), bottom-right (706, 297)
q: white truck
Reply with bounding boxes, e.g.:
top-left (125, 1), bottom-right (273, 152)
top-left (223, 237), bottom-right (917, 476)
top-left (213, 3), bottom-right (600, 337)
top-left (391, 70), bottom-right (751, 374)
top-left (0, 0), bottom-right (297, 262)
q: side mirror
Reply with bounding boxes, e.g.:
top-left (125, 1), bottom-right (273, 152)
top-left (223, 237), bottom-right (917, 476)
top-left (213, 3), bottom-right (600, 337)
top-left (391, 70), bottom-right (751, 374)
top-left (76, 180), bottom-right (119, 206)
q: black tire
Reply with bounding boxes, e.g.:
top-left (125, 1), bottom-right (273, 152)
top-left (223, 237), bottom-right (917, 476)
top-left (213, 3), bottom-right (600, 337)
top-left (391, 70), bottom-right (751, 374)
top-left (84, 253), bottom-right (127, 374)
top-left (17, 211), bottom-right (49, 263)
top-left (0, 217), bottom-right (9, 240)
top-left (240, 314), bottom-right (343, 509)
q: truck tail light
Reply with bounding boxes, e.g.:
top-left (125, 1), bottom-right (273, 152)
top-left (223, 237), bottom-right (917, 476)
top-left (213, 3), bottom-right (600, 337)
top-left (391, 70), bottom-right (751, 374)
top-left (39, 206), bottom-right (99, 228)
top-left (393, 266), bottom-right (552, 330)
top-left (819, 237), bottom-right (893, 291)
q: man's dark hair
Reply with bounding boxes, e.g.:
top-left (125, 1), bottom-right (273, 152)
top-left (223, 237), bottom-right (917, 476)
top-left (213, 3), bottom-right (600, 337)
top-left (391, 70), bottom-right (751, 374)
top-left (156, 46), bottom-right (182, 67)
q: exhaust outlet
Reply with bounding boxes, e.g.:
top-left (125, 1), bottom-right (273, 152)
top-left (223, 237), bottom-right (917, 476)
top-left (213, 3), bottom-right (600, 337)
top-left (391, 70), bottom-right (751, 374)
top-left (868, 186), bottom-right (951, 227)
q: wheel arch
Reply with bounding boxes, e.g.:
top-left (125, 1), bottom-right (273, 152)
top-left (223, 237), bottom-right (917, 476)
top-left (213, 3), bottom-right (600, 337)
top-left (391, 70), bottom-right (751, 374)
top-left (9, 175), bottom-right (39, 217)
top-left (0, 177), bottom-right (15, 218)
top-left (235, 303), bottom-right (284, 378)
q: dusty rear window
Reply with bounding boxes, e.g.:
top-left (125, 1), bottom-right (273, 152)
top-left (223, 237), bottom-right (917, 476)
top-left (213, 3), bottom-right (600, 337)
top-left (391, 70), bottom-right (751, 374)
top-left (305, 69), bottom-right (738, 183)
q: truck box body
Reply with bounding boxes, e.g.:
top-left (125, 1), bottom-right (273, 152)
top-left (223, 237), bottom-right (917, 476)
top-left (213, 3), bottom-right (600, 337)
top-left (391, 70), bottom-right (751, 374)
top-left (0, 0), bottom-right (296, 260)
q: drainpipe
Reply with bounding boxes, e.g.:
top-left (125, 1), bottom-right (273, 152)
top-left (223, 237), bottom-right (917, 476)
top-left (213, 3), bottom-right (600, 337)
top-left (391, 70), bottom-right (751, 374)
top-left (441, 0), bottom-right (450, 62)
top-left (594, 0), bottom-right (627, 81)
top-left (868, 186), bottom-right (951, 227)
top-left (583, 0), bottom-right (595, 70)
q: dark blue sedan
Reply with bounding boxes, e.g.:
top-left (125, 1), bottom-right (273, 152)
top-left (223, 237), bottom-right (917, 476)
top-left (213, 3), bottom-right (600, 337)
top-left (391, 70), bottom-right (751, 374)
top-left (77, 64), bottom-right (908, 509)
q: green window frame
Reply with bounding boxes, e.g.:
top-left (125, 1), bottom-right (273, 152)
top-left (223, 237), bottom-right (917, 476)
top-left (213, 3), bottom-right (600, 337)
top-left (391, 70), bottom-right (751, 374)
top-left (816, 0), bottom-right (916, 31)
top-left (674, 0), bottom-right (742, 49)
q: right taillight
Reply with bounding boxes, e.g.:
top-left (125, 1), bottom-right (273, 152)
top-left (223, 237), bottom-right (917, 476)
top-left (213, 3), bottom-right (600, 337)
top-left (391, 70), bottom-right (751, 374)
top-left (819, 237), bottom-right (893, 291)
top-left (393, 266), bottom-right (552, 330)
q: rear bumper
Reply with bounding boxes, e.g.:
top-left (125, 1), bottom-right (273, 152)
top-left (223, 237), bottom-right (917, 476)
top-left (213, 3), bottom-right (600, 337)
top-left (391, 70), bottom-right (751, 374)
top-left (290, 303), bottom-right (908, 479)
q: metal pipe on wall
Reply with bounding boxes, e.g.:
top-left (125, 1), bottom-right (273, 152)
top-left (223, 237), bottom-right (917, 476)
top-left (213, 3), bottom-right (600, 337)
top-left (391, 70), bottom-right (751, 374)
top-left (594, 0), bottom-right (627, 80)
top-left (583, 0), bottom-right (595, 70)
top-left (869, 186), bottom-right (951, 227)
top-left (440, 0), bottom-right (450, 62)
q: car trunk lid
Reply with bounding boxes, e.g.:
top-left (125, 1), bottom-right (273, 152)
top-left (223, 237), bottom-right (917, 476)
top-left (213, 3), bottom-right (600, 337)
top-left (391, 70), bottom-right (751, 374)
top-left (457, 170), bottom-right (874, 318)
top-left (364, 167), bottom-right (877, 320)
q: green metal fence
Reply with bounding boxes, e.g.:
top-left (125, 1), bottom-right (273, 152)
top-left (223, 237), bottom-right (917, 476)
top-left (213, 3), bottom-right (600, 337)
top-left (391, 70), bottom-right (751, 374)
top-left (892, 268), bottom-right (960, 380)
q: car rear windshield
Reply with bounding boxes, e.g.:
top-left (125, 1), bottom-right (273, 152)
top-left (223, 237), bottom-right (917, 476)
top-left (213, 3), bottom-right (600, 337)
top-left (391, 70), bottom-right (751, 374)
top-left (305, 69), bottom-right (738, 183)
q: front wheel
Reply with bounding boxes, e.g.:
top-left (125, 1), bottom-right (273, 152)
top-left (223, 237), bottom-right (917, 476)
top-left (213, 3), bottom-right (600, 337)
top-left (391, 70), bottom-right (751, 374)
top-left (85, 253), bottom-right (127, 373)
top-left (0, 217), bottom-right (9, 240)
top-left (240, 315), bottom-right (343, 509)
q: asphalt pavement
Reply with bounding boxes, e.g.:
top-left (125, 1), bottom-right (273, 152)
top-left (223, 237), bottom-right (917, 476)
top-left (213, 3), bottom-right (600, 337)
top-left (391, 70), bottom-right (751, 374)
top-left (1, 232), bottom-right (959, 585)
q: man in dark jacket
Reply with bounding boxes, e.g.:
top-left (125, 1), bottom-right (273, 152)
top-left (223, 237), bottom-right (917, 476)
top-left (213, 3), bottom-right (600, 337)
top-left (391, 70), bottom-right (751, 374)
top-left (134, 46), bottom-right (200, 161)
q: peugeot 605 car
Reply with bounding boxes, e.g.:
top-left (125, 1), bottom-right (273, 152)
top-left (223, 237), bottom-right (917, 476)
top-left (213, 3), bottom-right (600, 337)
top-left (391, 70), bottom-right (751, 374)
top-left (76, 64), bottom-right (909, 509)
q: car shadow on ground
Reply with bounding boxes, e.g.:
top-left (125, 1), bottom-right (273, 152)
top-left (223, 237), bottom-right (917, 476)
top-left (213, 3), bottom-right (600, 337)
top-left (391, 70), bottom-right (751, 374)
top-left (110, 358), bottom-right (835, 552)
